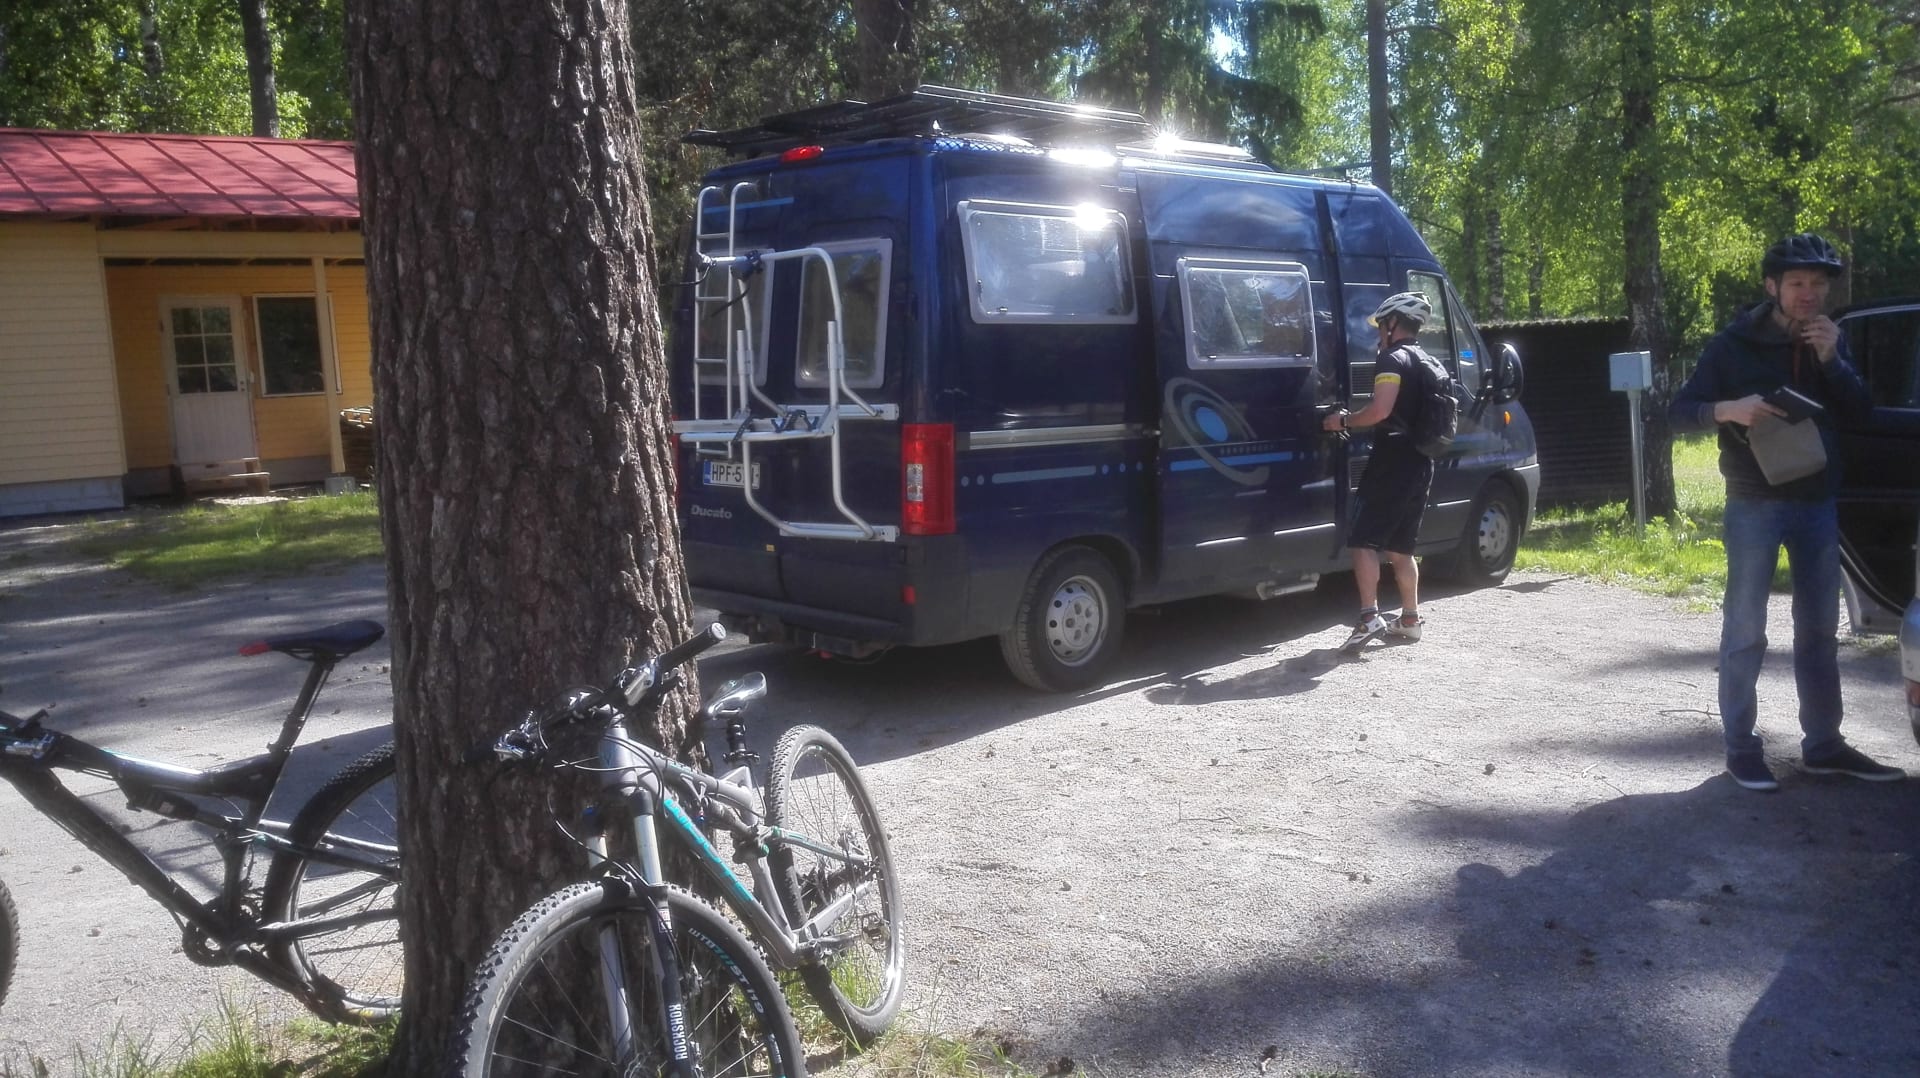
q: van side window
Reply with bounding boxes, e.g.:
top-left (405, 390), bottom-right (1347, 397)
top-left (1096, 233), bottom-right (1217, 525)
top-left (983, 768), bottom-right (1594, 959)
top-left (796, 240), bottom-right (891, 389)
top-left (1407, 271), bottom-right (1457, 373)
top-left (958, 201), bottom-right (1136, 324)
top-left (1177, 258), bottom-right (1317, 368)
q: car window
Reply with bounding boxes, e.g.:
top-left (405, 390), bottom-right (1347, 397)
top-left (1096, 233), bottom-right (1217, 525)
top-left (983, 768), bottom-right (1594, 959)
top-left (1177, 258), bottom-right (1317, 369)
top-left (795, 239), bottom-right (890, 390)
top-left (1407, 271), bottom-right (1456, 370)
top-left (1843, 305), bottom-right (1920, 408)
top-left (959, 200), bottom-right (1136, 324)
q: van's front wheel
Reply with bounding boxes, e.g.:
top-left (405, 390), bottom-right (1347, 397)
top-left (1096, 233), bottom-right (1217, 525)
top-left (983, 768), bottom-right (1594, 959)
top-left (1437, 482), bottom-right (1522, 585)
top-left (1000, 546), bottom-right (1125, 692)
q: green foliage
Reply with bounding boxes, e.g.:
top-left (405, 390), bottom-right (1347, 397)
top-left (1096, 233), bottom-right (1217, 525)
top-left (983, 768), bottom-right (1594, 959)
top-left (1, 1004), bottom-right (391, 1078)
top-left (1516, 433), bottom-right (1792, 607)
top-left (75, 491), bottom-right (381, 589)
top-left (0, 0), bottom-right (348, 136)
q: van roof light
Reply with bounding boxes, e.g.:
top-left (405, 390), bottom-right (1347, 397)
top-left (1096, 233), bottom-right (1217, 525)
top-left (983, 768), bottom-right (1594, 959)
top-left (780, 144), bottom-right (826, 164)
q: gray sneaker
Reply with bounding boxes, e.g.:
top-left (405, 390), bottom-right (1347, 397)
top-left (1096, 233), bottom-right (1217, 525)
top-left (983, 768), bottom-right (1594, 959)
top-left (1340, 611), bottom-right (1388, 653)
top-left (1386, 613), bottom-right (1423, 642)
top-left (1726, 755), bottom-right (1780, 791)
top-left (1801, 744), bottom-right (1906, 782)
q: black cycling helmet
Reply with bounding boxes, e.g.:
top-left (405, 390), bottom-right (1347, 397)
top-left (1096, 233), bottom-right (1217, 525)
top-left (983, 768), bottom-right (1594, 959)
top-left (1761, 232), bottom-right (1844, 279)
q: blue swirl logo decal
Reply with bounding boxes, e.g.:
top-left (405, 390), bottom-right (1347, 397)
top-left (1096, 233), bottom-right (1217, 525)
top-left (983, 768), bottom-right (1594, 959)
top-left (1163, 377), bottom-right (1268, 487)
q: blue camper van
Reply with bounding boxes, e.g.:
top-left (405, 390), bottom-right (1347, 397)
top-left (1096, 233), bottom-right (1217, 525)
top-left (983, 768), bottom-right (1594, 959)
top-left (671, 87), bottom-right (1538, 690)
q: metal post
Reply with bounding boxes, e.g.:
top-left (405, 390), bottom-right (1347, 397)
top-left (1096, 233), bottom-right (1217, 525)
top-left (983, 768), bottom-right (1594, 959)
top-left (1610, 350), bottom-right (1654, 533)
top-left (1627, 388), bottom-right (1646, 532)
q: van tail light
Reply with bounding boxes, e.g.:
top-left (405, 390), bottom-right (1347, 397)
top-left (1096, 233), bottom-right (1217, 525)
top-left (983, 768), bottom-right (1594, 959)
top-left (901, 423), bottom-right (955, 536)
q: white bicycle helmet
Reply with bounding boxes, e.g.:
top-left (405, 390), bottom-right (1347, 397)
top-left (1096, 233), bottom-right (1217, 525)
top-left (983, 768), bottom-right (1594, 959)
top-left (1367, 291), bottom-right (1432, 328)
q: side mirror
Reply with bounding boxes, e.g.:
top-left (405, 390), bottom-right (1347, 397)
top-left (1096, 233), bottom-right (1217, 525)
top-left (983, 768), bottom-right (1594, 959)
top-left (704, 671), bottom-right (768, 719)
top-left (1488, 342), bottom-right (1524, 403)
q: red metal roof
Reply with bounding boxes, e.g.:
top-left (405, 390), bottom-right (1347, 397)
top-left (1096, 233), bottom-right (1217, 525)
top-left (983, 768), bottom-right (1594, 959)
top-left (0, 128), bottom-right (358, 221)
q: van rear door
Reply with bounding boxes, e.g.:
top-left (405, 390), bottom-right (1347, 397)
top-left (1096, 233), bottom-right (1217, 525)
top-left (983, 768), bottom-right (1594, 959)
top-left (676, 156), bottom-right (909, 626)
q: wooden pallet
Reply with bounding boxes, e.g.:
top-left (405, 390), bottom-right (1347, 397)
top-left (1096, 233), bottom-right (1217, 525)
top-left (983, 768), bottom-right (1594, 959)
top-left (176, 457), bottom-right (271, 497)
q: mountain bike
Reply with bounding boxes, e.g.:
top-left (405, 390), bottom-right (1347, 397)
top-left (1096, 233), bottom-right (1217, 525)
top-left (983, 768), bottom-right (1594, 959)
top-left (0, 619), bottom-right (402, 1024)
top-left (453, 623), bottom-right (904, 1076)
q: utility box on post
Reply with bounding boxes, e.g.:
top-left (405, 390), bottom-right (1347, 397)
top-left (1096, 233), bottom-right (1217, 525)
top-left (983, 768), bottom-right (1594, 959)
top-left (1609, 350), bottom-right (1654, 529)
top-left (1609, 350), bottom-right (1653, 392)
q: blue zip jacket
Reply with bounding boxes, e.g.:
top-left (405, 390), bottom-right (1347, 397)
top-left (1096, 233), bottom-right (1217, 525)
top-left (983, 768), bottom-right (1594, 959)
top-left (1669, 300), bottom-right (1871, 501)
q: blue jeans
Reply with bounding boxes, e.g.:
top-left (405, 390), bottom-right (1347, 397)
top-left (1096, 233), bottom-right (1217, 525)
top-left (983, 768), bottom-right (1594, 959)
top-left (1718, 496), bottom-right (1845, 759)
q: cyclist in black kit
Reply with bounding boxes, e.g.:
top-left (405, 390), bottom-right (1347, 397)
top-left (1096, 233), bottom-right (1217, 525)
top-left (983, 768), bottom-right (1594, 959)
top-left (1323, 291), bottom-right (1438, 652)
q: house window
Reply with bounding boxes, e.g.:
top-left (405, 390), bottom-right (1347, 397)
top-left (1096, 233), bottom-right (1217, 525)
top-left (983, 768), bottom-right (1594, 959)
top-left (795, 239), bottom-right (890, 389)
top-left (169, 304), bottom-right (240, 393)
top-left (1177, 258), bottom-right (1316, 369)
top-left (959, 200), bottom-right (1135, 324)
top-left (254, 295), bottom-right (326, 396)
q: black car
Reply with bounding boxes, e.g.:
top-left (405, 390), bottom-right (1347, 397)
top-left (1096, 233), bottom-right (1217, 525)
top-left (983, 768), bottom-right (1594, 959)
top-left (1835, 297), bottom-right (1920, 744)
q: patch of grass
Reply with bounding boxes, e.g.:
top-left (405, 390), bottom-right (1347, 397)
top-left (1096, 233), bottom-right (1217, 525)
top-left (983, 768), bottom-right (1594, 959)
top-left (75, 492), bottom-right (381, 589)
top-left (1517, 432), bottom-right (1789, 607)
top-left (1, 1001), bottom-right (392, 1078)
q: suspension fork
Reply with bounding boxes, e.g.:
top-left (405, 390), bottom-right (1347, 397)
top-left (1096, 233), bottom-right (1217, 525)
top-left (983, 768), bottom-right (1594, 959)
top-left (593, 718), bottom-right (698, 1072)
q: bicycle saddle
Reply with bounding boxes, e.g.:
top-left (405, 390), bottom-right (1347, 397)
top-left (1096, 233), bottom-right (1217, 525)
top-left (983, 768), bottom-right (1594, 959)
top-left (239, 620), bottom-right (386, 661)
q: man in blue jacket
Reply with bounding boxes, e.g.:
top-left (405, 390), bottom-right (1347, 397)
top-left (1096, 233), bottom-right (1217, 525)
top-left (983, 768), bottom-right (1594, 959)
top-left (1669, 233), bottom-right (1902, 790)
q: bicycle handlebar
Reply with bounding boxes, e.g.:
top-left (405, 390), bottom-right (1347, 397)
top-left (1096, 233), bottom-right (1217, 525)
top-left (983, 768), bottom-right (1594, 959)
top-left (476, 624), bottom-right (728, 766)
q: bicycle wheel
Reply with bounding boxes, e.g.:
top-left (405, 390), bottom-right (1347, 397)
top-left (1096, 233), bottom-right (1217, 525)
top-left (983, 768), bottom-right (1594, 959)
top-left (0, 876), bottom-right (18, 1014)
top-left (764, 725), bottom-right (904, 1044)
top-left (262, 741), bottom-right (402, 1024)
top-left (452, 880), bottom-right (806, 1078)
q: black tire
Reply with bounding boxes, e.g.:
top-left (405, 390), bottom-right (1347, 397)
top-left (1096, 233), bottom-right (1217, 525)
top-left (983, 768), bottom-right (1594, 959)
top-left (998, 545), bottom-right (1126, 692)
top-left (1437, 482), bottom-right (1522, 585)
top-left (262, 742), bottom-right (402, 1024)
top-left (452, 881), bottom-right (806, 1078)
top-left (0, 876), bottom-right (18, 1015)
top-left (765, 725), bottom-right (904, 1045)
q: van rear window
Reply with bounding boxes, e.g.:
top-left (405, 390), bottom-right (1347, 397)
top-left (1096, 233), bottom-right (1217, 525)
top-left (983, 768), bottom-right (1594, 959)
top-left (959, 201), bottom-right (1135, 324)
top-left (796, 240), bottom-right (890, 390)
top-left (1177, 258), bottom-right (1317, 369)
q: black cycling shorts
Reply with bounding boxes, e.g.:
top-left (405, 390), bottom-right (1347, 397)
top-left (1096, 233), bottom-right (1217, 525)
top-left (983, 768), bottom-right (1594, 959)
top-left (1349, 443), bottom-right (1434, 555)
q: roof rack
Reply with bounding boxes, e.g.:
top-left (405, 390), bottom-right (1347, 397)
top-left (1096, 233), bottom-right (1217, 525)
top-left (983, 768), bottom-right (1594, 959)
top-left (683, 85), bottom-right (1152, 158)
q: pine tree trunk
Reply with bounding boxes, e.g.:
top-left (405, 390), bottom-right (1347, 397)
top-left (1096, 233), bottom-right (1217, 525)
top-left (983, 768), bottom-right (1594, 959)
top-left (1486, 205), bottom-right (1506, 319)
top-left (1621, 0), bottom-right (1676, 519)
top-left (238, 0), bottom-right (278, 137)
top-left (344, 0), bottom-right (695, 1069)
top-left (138, 0), bottom-right (165, 81)
top-left (852, 0), bottom-right (918, 101)
top-left (1366, 0), bottom-right (1391, 198)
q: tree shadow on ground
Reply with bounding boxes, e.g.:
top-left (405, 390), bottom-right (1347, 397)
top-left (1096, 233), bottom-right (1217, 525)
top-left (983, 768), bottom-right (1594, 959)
top-left (1033, 776), bottom-right (1920, 1077)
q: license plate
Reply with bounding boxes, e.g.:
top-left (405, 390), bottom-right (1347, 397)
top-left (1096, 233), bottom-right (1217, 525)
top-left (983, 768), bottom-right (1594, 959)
top-left (703, 460), bottom-right (760, 489)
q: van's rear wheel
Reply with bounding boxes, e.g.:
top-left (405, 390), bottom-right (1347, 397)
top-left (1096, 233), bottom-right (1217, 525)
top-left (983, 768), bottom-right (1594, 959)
top-left (1000, 546), bottom-right (1125, 692)
top-left (1437, 482), bottom-right (1521, 585)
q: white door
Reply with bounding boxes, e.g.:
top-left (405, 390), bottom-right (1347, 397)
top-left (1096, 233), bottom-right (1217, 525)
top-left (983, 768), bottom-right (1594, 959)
top-left (161, 296), bottom-right (257, 465)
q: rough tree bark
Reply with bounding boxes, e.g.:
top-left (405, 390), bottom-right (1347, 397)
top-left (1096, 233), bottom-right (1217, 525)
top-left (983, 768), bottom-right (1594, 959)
top-left (344, 0), bottom-right (695, 1069)
top-left (238, 0), bottom-right (278, 137)
top-left (1620, 0), bottom-right (1677, 519)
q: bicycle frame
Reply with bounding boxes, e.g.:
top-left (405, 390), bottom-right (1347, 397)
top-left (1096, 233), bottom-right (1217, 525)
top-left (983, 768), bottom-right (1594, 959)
top-left (0, 649), bottom-right (397, 1004)
top-left (584, 714), bottom-right (874, 972)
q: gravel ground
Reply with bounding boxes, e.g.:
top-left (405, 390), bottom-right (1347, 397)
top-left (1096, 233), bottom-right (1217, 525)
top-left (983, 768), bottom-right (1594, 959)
top-left (1, 515), bottom-right (1916, 1077)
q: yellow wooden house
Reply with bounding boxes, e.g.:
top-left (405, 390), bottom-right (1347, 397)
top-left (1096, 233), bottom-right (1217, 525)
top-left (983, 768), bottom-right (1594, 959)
top-left (0, 128), bottom-right (369, 517)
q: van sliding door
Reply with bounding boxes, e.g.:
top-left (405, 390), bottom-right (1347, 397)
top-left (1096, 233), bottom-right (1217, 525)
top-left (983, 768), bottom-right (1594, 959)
top-left (1139, 173), bottom-right (1345, 594)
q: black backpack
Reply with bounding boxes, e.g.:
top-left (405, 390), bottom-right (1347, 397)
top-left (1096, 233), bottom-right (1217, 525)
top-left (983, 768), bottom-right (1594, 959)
top-left (1396, 344), bottom-right (1459, 458)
